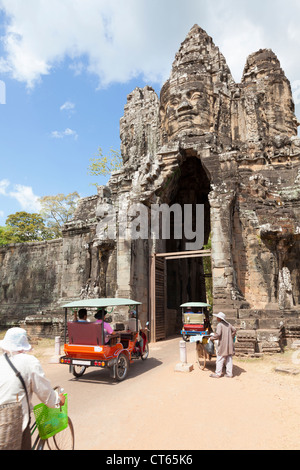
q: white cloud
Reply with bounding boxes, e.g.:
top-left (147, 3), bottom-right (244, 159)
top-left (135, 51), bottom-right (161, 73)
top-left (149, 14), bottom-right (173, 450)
top-left (0, 179), bottom-right (41, 212)
top-left (210, 0), bottom-right (300, 83)
top-left (60, 101), bottom-right (75, 112)
top-left (51, 128), bottom-right (78, 140)
top-left (0, 0), bottom-right (236, 87)
top-left (0, 179), bottom-right (10, 195)
top-left (8, 184), bottom-right (41, 212)
top-left (0, 0), bottom-right (299, 90)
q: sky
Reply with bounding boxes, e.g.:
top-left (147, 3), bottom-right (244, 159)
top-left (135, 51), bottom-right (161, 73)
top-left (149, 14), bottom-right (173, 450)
top-left (1, 0), bottom-right (300, 226)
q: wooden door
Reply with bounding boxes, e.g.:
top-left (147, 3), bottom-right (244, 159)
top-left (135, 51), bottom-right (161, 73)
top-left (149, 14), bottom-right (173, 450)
top-left (150, 255), bottom-right (166, 342)
top-left (155, 257), bottom-right (166, 341)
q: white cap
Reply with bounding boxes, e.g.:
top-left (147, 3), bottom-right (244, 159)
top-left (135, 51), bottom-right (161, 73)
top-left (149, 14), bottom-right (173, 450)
top-left (0, 327), bottom-right (32, 352)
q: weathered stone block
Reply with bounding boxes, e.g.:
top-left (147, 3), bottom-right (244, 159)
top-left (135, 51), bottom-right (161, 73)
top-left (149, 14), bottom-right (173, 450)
top-left (256, 329), bottom-right (282, 342)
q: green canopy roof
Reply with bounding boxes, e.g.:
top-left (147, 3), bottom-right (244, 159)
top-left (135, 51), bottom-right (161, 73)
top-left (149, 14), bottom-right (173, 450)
top-left (180, 302), bottom-right (210, 308)
top-left (62, 298), bottom-right (142, 309)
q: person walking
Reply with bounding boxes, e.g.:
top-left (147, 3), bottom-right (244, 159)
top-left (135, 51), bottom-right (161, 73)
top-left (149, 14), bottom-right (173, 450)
top-left (209, 312), bottom-right (236, 378)
top-left (0, 327), bottom-right (65, 450)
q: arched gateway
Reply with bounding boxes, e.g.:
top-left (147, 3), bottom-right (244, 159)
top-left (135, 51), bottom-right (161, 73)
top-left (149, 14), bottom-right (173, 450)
top-left (1, 25), bottom-right (300, 352)
top-left (77, 25), bottom-right (300, 346)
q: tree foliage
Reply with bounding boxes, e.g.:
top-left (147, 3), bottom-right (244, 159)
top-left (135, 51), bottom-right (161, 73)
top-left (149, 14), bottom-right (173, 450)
top-left (39, 192), bottom-right (80, 238)
top-left (3, 212), bottom-right (53, 243)
top-left (203, 235), bottom-right (213, 308)
top-left (0, 225), bottom-right (18, 245)
top-left (0, 192), bottom-right (80, 245)
top-left (87, 147), bottom-right (122, 184)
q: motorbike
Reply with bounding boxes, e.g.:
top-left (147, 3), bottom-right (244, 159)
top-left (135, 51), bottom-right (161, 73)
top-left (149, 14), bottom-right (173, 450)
top-left (132, 321), bottom-right (150, 360)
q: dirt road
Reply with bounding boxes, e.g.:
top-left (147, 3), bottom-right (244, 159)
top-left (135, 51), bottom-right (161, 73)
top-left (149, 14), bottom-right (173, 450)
top-left (33, 337), bottom-right (300, 451)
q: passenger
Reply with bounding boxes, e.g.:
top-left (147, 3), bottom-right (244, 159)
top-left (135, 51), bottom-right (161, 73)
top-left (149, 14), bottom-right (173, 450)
top-left (186, 308), bottom-right (194, 314)
top-left (129, 311), bottom-right (143, 351)
top-left (94, 309), bottom-right (114, 344)
top-left (77, 308), bottom-right (88, 322)
top-left (0, 328), bottom-right (65, 450)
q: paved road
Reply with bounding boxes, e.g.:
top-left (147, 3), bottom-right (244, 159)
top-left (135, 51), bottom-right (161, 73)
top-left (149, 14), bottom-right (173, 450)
top-left (35, 336), bottom-right (300, 451)
top-left (37, 336), bottom-right (197, 451)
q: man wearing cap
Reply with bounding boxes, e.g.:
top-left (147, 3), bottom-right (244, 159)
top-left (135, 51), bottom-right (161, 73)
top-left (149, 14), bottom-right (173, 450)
top-left (0, 327), bottom-right (65, 450)
top-left (209, 312), bottom-right (236, 378)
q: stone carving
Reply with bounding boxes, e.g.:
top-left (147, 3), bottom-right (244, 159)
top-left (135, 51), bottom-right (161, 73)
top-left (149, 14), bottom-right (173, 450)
top-left (160, 25), bottom-right (234, 145)
top-left (1, 24), bottom-right (300, 352)
top-left (120, 86), bottom-right (159, 164)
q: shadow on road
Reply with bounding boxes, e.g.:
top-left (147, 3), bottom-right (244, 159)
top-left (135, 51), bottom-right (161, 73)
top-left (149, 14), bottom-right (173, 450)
top-left (68, 356), bottom-right (163, 385)
top-left (196, 359), bottom-right (247, 377)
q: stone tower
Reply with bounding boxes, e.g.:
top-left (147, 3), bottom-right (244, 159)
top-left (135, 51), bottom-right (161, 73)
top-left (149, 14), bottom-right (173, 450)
top-left (105, 24), bottom-right (300, 347)
top-left (1, 25), bottom-right (300, 351)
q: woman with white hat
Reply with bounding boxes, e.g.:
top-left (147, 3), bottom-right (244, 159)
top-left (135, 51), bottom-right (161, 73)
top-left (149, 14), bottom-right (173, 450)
top-left (0, 327), bottom-right (65, 450)
top-left (209, 312), bottom-right (236, 378)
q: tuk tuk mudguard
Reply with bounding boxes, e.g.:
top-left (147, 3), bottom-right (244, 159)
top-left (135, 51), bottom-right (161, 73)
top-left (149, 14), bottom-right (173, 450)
top-left (110, 349), bottom-right (131, 379)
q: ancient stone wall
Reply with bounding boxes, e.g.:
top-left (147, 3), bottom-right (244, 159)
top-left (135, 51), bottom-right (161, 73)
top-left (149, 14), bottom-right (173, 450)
top-left (0, 195), bottom-right (101, 325)
top-left (0, 239), bottom-right (63, 323)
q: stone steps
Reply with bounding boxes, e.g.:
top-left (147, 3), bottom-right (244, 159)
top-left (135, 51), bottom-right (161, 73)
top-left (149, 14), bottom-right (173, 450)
top-left (213, 309), bottom-right (300, 355)
top-left (233, 329), bottom-right (283, 356)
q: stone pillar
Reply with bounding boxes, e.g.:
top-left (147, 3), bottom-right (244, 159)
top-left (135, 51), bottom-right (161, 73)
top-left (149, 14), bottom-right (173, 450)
top-left (116, 238), bottom-right (132, 298)
top-left (209, 187), bottom-right (236, 315)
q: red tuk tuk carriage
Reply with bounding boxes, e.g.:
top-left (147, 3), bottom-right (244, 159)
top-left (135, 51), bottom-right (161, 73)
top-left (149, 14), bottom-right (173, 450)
top-left (60, 298), bottom-right (149, 381)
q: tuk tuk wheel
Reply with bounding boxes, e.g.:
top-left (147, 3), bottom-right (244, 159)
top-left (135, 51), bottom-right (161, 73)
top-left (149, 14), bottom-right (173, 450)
top-left (196, 343), bottom-right (207, 371)
top-left (116, 353), bottom-right (129, 381)
top-left (72, 365), bottom-right (86, 377)
top-left (182, 333), bottom-right (190, 342)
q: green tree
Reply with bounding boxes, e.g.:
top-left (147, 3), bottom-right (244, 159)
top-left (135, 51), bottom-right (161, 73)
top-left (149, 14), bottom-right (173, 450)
top-left (5, 212), bottom-right (52, 243)
top-left (203, 235), bottom-right (213, 308)
top-left (88, 147), bottom-right (122, 185)
top-left (39, 192), bottom-right (80, 238)
top-left (0, 225), bottom-right (18, 245)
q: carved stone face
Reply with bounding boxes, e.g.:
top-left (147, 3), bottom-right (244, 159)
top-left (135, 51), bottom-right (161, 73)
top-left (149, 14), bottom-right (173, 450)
top-left (242, 49), bottom-right (299, 140)
top-left (160, 78), bottom-right (213, 142)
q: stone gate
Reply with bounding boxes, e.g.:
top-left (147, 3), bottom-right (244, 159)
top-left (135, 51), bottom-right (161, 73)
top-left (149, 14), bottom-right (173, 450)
top-left (1, 25), bottom-right (300, 352)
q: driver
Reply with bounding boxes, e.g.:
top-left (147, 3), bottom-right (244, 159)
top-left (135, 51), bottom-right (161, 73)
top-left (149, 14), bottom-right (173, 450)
top-left (130, 310), bottom-right (143, 352)
top-left (94, 308), bottom-right (114, 344)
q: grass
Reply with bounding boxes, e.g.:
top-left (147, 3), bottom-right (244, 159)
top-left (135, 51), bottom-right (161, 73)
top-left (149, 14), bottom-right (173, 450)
top-left (0, 330), bottom-right (56, 361)
top-left (234, 348), bottom-right (300, 382)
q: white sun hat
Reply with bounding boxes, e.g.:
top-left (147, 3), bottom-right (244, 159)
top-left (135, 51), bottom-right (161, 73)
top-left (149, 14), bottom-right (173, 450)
top-left (0, 327), bottom-right (32, 353)
top-left (213, 312), bottom-right (229, 323)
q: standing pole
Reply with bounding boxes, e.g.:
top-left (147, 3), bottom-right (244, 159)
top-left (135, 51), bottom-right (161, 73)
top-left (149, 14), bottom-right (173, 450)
top-left (136, 304), bottom-right (139, 332)
top-left (174, 339), bottom-right (193, 373)
top-left (64, 308), bottom-right (67, 345)
top-left (179, 340), bottom-right (187, 364)
top-left (55, 336), bottom-right (61, 356)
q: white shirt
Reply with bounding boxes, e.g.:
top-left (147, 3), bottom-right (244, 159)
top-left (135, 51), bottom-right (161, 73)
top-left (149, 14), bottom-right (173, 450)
top-left (0, 352), bottom-right (59, 431)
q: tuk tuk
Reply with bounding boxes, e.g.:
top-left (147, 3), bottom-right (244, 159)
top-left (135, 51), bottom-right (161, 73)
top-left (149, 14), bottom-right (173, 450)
top-left (180, 302), bottom-right (211, 342)
top-left (59, 298), bottom-right (149, 381)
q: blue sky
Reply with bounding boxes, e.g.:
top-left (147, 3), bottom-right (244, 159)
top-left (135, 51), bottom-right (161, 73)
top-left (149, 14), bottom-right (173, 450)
top-left (1, 0), bottom-right (300, 226)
